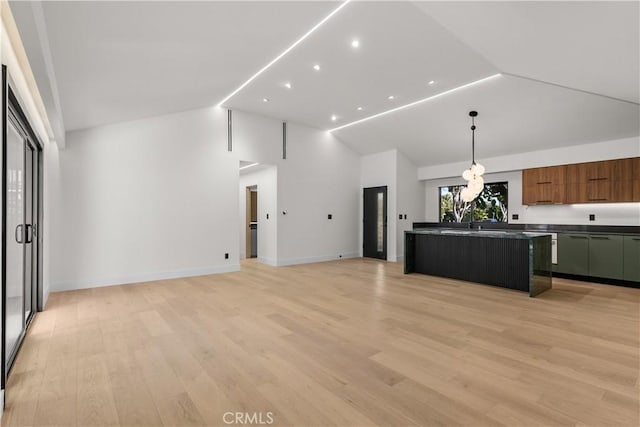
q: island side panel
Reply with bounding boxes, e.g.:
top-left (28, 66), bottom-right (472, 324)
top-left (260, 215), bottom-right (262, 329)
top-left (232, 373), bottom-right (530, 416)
top-left (404, 232), bottom-right (416, 273)
top-left (530, 235), bottom-right (553, 296)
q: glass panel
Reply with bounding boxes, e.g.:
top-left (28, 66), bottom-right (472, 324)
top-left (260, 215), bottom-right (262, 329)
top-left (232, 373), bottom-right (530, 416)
top-left (24, 145), bottom-right (34, 320)
top-left (6, 120), bottom-right (25, 362)
top-left (376, 192), bottom-right (383, 252)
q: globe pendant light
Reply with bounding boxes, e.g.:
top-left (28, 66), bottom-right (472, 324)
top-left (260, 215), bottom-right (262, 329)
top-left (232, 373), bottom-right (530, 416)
top-left (461, 111), bottom-right (485, 202)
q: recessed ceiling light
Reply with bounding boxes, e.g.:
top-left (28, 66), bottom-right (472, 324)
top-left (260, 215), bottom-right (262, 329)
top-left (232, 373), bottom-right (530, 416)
top-left (328, 73), bottom-right (502, 132)
top-left (215, 0), bottom-right (352, 107)
top-left (262, 98), bottom-right (269, 103)
top-left (387, 95), bottom-right (395, 100)
top-left (331, 115), bottom-right (337, 121)
top-left (284, 82), bottom-right (292, 89)
top-left (313, 64), bottom-right (321, 71)
top-left (351, 39), bottom-right (360, 48)
top-left (428, 80), bottom-right (436, 85)
top-left (357, 107), bottom-right (363, 111)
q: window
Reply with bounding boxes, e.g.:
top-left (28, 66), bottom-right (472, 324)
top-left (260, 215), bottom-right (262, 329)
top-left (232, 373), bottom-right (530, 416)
top-left (439, 182), bottom-right (508, 223)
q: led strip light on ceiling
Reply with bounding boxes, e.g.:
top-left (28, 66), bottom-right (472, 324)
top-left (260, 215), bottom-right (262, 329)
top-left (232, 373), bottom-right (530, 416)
top-left (216, 0), bottom-right (353, 107)
top-left (328, 73), bottom-right (502, 132)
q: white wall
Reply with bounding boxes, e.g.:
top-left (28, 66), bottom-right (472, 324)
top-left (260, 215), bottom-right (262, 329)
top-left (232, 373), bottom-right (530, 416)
top-left (276, 122), bottom-right (360, 265)
top-left (238, 166), bottom-right (277, 264)
top-left (51, 107), bottom-right (239, 291)
top-left (361, 150), bottom-right (397, 261)
top-left (50, 107), bottom-right (362, 290)
top-left (396, 151), bottom-right (425, 260)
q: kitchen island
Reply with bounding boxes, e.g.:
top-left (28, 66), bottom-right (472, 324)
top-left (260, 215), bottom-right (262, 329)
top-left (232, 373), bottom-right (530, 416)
top-left (405, 228), bottom-right (552, 297)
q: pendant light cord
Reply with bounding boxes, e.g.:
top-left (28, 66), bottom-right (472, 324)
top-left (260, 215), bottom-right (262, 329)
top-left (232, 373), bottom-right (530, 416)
top-left (470, 116), bottom-right (476, 165)
top-left (468, 110), bottom-right (478, 166)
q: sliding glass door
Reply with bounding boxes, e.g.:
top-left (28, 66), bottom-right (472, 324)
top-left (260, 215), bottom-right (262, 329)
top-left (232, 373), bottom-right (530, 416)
top-left (3, 89), bottom-right (41, 378)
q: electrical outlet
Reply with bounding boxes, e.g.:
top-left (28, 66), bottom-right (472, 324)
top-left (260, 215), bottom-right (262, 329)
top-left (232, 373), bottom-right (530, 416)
top-left (266, 213), bottom-right (269, 219)
top-left (512, 214), bottom-right (519, 220)
top-left (589, 214), bottom-right (596, 221)
top-left (224, 253), bottom-right (229, 259)
top-left (404, 214), bottom-right (407, 220)
top-left (399, 214), bottom-right (402, 220)
top-left (328, 214), bottom-right (332, 220)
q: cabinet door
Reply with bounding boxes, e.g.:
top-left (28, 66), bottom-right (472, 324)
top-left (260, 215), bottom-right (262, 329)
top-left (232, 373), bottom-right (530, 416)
top-left (522, 184), bottom-right (536, 205)
top-left (565, 163), bottom-right (587, 203)
top-left (522, 167), bottom-right (566, 204)
top-left (623, 236), bottom-right (640, 282)
top-left (609, 158), bottom-right (633, 201)
top-left (556, 234), bottom-right (589, 275)
top-left (566, 163), bottom-right (587, 184)
top-left (589, 235), bottom-right (624, 280)
top-left (566, 183), bottom-right (587, 204)
top-left (585, 161), bottom-right (612, 202)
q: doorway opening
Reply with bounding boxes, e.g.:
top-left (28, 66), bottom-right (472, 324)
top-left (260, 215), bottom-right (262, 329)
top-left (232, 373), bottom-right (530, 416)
top-left (246, 186), bottom-right (258, 258)
top-left (239, 161), bottom-right (277, 266)
top-left (2, 74), bottom-right (44, 388)
top-left (363, 186), bottom-right (387, 260)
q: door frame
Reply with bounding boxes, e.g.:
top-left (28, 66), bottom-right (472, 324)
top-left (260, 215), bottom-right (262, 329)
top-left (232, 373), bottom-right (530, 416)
top-left (363, 185), bottom-right (388, 260)
top-left (1, 71), bottom-right (44, 388)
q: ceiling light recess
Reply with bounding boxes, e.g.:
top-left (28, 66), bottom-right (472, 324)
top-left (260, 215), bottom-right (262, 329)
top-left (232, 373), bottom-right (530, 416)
top-left (313, 64), bottom-right (321, 71)
top-left (216, 0), bottom-right (352, 107)
top-left (351, 39), bottom-right (360, 48)
top-left (284, 82), bottom-right (292, 89)
top-left (328, 73), bottom-right (501, 132)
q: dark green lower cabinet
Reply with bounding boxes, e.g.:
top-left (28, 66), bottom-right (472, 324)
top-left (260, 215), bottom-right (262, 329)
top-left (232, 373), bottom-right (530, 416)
top-left (557, 234), bottom-right (589, 275)
top-left (557, 233), bottom-right (637, 282)
top-left (623, 236), bottom-right (640, 282)
top-left (588, 235), bottom-right (624, 280)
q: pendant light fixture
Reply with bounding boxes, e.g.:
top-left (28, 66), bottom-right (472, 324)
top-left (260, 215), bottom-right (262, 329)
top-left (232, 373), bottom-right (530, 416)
top-left (460, 111), bottom-right (485, 203)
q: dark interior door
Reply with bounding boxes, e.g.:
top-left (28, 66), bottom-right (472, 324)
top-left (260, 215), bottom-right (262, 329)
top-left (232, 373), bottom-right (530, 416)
top-left (363, 186), bottom-right (387, 260)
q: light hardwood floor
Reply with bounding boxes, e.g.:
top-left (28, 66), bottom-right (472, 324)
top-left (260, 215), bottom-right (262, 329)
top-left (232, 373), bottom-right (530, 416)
top-left (3, 259), bottom-right (639, 426)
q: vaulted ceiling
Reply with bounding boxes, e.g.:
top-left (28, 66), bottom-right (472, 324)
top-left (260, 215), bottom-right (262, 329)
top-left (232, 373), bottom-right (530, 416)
top-left (10, 1), bottom-right (639, 165)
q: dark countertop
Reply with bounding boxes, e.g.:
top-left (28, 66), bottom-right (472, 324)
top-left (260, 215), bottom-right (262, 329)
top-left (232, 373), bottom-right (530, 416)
top-left (412, 222), bottom-right (640, 235)
top-left (407, 228), bottom-right (552, 240)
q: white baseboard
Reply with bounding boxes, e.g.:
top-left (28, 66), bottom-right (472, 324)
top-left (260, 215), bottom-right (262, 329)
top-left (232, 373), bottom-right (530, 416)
top-left (50, 264), bottom-right (240, 292)
top-left (1, 389), bottom-right (4, 417)
top-left (257, 256), bottom-right (278, 266)
top-left (276, 252), bottom-right (359, 267)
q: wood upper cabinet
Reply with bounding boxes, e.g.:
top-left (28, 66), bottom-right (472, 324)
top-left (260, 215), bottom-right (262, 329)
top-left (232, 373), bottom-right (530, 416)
top-left (632, 157), bottom-right (640, 202)
top-left (524, 157), bottom-right (639, 205)
top-left (522, 165), bottom-right (566, 205)
top-left (612, 158), bottom-right (635, 202)
top-left (566, 160), bottom-right (612, 203)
